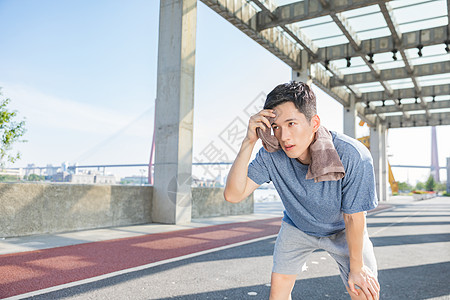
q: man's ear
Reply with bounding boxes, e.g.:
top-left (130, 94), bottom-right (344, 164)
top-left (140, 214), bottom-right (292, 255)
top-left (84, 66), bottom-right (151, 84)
top-left (311, 114), bottom-right (320, 132)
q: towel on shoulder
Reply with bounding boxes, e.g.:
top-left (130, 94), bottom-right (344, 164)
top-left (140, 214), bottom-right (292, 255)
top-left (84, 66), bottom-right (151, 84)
top-left (256, 123), bottom-right (345, 182)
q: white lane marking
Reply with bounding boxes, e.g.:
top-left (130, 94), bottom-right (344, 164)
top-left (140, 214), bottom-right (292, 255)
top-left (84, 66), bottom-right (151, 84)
top-left (4, 234), bottom-right (278, 300)
top-left (248, 292), bottom-right (258, 296)
top-left (371, 210), bottom-right (422, 237)
top-left (367, 205), bottom-right (395, 217)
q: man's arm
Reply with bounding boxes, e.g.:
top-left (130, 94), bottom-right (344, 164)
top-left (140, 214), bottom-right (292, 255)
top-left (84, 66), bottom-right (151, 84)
top-left (344, 212), bottom-right (380, 300)
top-left (223, 138), bottom-right (260, 203)
top-left (224, 109), bottom-right (275, 203)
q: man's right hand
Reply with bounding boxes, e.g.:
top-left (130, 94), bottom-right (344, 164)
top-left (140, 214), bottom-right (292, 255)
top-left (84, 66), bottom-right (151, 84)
top-left (245, 109), bottom-right (276, 144)
top-left (225, 110), bottom-right (274, 203)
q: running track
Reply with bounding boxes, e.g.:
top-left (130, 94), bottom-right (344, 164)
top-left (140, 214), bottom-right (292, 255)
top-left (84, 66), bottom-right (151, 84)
top-left (0, 217), bottom-right (282, 299)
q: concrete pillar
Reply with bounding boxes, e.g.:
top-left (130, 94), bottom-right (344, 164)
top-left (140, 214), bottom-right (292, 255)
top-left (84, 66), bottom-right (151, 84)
top-left (447, 157), bottom-right (450, 194)
top-left (380, 125), bottom-right (389, 200)
top-left (370, 121), bottom-right (385, 202)
top-left (153, 0), bottom-right (197, 224)
top-left (292, 51), bottom-right (311, 84)
top-left (343, 96), bottom-right (357, 138)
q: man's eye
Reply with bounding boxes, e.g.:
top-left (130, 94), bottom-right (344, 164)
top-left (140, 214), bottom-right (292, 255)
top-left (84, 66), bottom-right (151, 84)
top-left (272, 126), bottom-right (278, 130)
top-left (289, 122), bottom-right (295, 126)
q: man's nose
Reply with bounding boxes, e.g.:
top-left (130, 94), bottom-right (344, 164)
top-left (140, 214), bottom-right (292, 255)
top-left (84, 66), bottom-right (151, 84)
top-left (280, 128), bottom-right (290, 141)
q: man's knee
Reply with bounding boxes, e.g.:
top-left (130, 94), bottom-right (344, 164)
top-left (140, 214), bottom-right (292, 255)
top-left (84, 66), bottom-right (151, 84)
top-left (270, 272), bottom-right (297, 300)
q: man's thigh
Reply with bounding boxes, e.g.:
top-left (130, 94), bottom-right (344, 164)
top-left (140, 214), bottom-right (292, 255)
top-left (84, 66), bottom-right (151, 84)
top-left (272, 221), bottom-right (318, 275)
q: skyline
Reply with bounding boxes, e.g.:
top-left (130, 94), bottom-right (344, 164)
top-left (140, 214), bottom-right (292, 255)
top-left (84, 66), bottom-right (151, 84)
top-left (0, 0), bottom-right (449, 185)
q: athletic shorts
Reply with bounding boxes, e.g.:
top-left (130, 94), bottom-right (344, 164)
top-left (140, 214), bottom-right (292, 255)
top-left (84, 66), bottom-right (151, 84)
top-left (273, 221), bottom-right (378, 288)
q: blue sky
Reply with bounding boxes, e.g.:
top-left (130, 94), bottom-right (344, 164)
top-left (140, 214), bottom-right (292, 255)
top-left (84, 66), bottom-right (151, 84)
top-left (0, 0), bottom-right (449, 184)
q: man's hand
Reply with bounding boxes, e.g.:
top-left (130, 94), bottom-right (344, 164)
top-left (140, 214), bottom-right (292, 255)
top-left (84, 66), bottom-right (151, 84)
top-left (348, 265), bottom-right (380, 300)
top-left (246, 109), bottom-right (276, 144)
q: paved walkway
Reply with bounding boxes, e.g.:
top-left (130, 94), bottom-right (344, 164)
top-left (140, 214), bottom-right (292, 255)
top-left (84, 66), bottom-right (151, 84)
top-left (1, 197), bottom-right (449, 299)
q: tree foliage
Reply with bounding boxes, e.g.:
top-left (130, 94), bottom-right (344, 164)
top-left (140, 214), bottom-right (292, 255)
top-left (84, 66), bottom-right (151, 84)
top-left (24, 174), bottom-right (45, 181)
top-left (0, 90), bottom-right (26, 166)
top-left (415, 181), bottom-right (425, 191)
top-left (398, 181), bottom-right (413, 192)
top-left (425, 175), bottom-right (436, 191)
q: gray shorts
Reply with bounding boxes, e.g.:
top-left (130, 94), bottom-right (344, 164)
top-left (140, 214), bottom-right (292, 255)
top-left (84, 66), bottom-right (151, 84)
top-left (273, 221), bottom-right (378, 288)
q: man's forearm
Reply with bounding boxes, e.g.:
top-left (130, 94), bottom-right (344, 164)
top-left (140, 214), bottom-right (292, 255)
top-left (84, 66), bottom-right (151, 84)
top-left (224, 138), bottom-right (256, 202)
top-left (344, 212), bottom-right (366, 271)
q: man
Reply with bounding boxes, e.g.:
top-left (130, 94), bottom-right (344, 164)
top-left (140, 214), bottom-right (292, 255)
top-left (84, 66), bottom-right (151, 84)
top-left (224, 81), bottom-right (380, 300)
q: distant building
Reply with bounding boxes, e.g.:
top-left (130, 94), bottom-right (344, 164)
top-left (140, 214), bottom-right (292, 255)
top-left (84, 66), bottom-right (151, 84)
top-left (0, 168), bottom-right (22, 180)
top-left (25, 164), bottom-right (36, 176)
top-left (61, 161), bottom-right (69, 172)
top-left (46, 164), bottom-right (58, 176)
top-left (52, 171), bottom-right (116, 184)
top-left (53, 171), bottom-right (70, 182)
top-left (66, 173), bottom-right (95, 184)
top-left (94, 175), bottom-right (116, 184)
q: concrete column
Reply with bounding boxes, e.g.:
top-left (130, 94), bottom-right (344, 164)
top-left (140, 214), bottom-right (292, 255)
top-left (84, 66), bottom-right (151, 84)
top-left (153, 0), bottom-right (197, 224)
top-left (370, 121), bottom-right (384, 202)
top-left (380, 125), bottom-right (389, 200)
top-left (292, 51), bottom-right (311, 84)
top-left (343, 96), bottom-right (357, 138)
top-left (447, 157), bottom-right (450, 194)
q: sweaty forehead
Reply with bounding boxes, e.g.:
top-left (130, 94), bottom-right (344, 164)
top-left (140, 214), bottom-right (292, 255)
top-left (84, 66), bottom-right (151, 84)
top-left (273, 104), bottom-right (305, 121)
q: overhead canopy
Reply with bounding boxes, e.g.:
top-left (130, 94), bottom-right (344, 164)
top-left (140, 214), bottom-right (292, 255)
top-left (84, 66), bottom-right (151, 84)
top-left (201, 0), bottom-right (450, 128)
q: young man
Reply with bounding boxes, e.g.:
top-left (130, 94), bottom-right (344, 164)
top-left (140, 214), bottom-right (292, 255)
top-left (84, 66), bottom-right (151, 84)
top-left (224, 82), bottom-right (380, 300)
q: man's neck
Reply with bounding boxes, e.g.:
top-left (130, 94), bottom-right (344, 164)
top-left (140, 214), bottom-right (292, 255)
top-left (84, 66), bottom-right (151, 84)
top-left (296, 148), bottom-right (312, 165)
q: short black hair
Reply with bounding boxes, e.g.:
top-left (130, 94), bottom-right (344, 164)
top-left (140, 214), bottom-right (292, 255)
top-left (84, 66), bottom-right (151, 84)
top-left (263, 81), bottom-right (316, 121)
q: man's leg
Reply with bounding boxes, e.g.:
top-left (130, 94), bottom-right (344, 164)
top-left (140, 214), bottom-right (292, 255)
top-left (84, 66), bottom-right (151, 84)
top-left (322, 229), bottom-right (378, 300)
top-left (269, 272), bottom-right (297, 300)
top-left (271, 222), bottom-right (318, 300)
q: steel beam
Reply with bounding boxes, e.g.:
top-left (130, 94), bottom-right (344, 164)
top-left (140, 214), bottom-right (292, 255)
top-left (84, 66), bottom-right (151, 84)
top-left (379, 3), bottom-right (422, 99)
top-left (331, 61), bottom-right (450, 87)
top-left (311, 26), bottom-right (448, 63)
top-left (251, 0), bottom-right (318, 56)
top-left (329, 8), bottom-right (398, 120)
top-left (359, 84), bottom-right (450, 102)
top-left (385, 112), bottom-right (450, 128)
top-left (256, 0), bottom-right (390, 31)
top-left (200, 0), bottom-right (302, 69)
top-left (310, 72), bottom-right (378, 127)
top-left (365, 100), bottom-right (450, 115)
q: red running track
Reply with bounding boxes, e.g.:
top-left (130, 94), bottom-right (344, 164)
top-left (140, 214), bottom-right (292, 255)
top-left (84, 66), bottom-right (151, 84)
top-left (0, 217), bottom-right (281, 298)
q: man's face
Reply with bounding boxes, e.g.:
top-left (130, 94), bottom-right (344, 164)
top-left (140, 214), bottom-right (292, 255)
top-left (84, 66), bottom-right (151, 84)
top-left (271, 101), bottom-right (319, 161)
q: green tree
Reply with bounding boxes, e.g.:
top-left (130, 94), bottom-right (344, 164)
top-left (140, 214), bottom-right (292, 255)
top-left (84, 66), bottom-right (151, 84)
top-left (415, 181), bottom-right (425, 191)
top-left (25, 174), bottom-right (45, 181)
top-left (0, 174), bottom-right (20, 182)
top-left (398, 181), bottom-right (413, 192)
top-left (435, 181), bottom-right (447, 192)
top-left (0, 90), bottom-right (26, 166)
top-left (425, 175), bottom-right (436, 191)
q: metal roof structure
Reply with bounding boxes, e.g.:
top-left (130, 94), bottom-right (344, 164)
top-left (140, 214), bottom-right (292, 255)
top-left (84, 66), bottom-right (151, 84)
top-left (200, 0), bottom-right (450, 128)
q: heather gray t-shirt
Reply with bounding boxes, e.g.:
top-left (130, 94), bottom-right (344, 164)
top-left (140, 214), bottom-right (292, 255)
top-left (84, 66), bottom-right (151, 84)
top-left (248, 130), bottom-right (378, 237)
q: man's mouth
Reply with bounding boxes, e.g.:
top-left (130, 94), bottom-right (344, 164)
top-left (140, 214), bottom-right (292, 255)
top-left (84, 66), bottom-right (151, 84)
top-left (284, 144), bottom-right (295, 151)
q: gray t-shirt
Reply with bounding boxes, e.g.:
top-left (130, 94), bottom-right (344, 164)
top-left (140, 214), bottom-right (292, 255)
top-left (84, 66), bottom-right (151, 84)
top-left (248, 130), bottom-right (378, 237)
